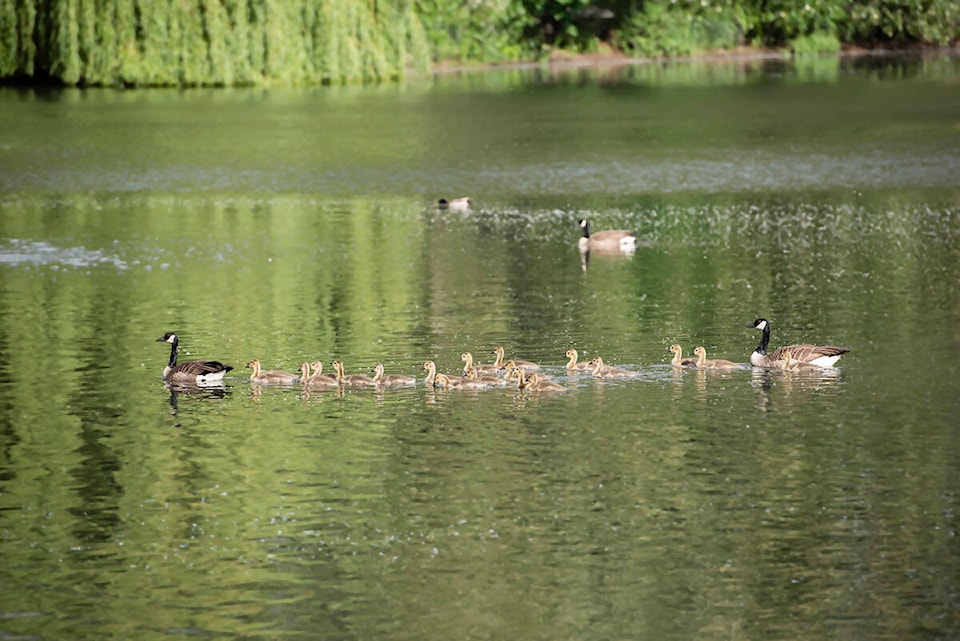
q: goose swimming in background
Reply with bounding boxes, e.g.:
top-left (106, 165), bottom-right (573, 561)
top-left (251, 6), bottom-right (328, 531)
top-left (693, 346), bottom-right (743, 370)
top-left (155, 332), bottom-right (232, 385)
top-left (246, 359), bottom-right (299, 385)
top-left (438, 197), bottom-right (472, 213)
top-left (668, 344), bottom-right (697, 367)
top-left (748, 318), bottom-right (850, 369)
top-left (577, 219), bottom-right (637, 254)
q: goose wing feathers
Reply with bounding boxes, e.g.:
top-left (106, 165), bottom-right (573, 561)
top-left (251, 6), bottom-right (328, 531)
top-left (770, 344), bottom-right (850, 363)
top-left (176, 360), bottom-right (233, 377)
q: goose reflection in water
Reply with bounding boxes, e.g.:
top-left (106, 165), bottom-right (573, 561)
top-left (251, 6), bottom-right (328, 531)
top-left (749, 366), bottom-right (844, 413)
top-left (165, 381), bottom-right (228, 420)
top-left (577, 244), bottom-right (636, 272)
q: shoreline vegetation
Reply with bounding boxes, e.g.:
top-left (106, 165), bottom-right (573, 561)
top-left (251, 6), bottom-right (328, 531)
top-left (0, 1), bottom-right (957, 88)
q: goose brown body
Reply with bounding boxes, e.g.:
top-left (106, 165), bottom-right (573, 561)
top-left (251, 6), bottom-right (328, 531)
top-left (577, 219), bottom-right (637, 254)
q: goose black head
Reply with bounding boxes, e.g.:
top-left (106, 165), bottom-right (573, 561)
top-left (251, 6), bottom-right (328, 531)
top-left (748, 319), bottom-right (769, 330)
top-left (156, 332), bottom-right (179, 344)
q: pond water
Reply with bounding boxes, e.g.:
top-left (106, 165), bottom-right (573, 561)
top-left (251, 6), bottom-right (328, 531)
top-left (1, 53), bottom-right (958, 641)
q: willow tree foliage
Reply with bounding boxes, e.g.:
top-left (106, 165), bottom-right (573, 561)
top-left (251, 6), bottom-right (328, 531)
top-left (0, 0), bottom-right (957, 86)
top-left (0, 0), bottom-right (429, 86)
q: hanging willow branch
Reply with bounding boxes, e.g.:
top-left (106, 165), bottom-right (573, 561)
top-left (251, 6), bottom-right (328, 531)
top-left (0, 0), bottom-right (428, 86)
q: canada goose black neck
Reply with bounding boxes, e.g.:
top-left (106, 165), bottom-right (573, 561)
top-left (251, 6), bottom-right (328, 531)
top-left (157, 332), bottom-right (180, 368)
top-left (578, 219), bottom-right (591, 239)
top-left (751, 318), bottom-right (771, 355)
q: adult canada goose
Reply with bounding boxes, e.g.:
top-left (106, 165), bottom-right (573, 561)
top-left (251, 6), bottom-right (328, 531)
top-left (371, 363), bottom-right (417, 387)
top-left (331, 360), bottom-right (377, 386)
top-left (748, 318), bottom-right (850, 369)
top-left (693, 346), bottom-right (743, 370)
top-left (246, 359), bottom-right (300, 385)
top-left (577, 219), bottom-right (637, 254)
top-left (305, 361), bottom-right (339, 387)
top-left (668, 344), bottom-right (697, 367)
top-left (155, 332), bottom-right (233, 385)
top-left (588, 356), bottom-right (639, 378)
top-left (564, 348), bottom-right (593, 371)
top-left (492, 346), bottom-right (540, 372)
top-left (438, 197), bottom-right (472, 213)
top-left (461, 352), bottom-right (500, 376)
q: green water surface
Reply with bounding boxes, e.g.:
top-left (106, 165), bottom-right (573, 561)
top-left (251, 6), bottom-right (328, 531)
top-left (0, 53), bottom-right (958, 641)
